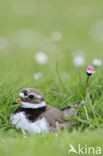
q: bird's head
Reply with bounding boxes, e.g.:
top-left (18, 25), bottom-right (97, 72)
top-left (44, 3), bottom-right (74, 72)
top-left (13, 88), bottom-right (46, 109)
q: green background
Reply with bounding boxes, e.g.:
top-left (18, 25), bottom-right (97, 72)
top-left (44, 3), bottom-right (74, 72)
top-left (0, 0), bottom-right (103, 156)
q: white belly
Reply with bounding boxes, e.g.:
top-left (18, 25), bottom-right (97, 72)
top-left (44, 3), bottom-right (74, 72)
top-left (10, 112), bottom-right (49, 133)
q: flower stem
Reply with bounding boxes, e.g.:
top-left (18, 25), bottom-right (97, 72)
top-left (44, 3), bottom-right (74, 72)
top-left (86, 76), bottom-right (97, 121)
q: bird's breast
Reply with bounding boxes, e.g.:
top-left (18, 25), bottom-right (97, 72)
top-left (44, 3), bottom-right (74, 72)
top-left (10, 112), bottom-right (49, 133)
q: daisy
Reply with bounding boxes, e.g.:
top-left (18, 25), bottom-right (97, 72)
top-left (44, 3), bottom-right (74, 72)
top-left (86, 66), bottom-right (97, 121)
top-left (93, 59), bottom-right (102, 67)
top-left (35, 52), bottom-right (48, 65)
top-left (86, 66), bottom-right (95, 77)
top-left (33, 72), bottom-right (42, 80)
top-left (73, 55), bottom-right (85, 67)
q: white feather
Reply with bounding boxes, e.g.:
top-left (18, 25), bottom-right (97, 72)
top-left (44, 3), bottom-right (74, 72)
top-left (20, 93), bottom-right (27, 98)
top-left (31, 93), bottom-right (42, 99)
top-left (21, 101), bottom-right (46, 109)
top-left (10, 112), bottom-right (49, 133)
top-left (20, 92), bottom-right (42, 99)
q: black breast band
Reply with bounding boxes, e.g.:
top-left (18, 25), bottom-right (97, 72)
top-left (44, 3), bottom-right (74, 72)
top-left (14, 106), bottom-right (46, 122)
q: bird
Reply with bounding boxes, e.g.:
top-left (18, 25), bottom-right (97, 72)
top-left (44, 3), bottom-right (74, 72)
top-left (10, 88), bottom-right (69, 134)
top-left (10, 88), bottom-right (83, 134)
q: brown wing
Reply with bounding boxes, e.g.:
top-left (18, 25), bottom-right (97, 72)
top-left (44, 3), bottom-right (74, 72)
top-left (40, 105), bottom-right (67, 128)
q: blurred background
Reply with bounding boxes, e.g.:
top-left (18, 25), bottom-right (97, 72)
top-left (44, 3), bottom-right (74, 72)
top-left (0, 2), bottom-right (103, 155)
top-left (0, 0), bottom-right (103, 83)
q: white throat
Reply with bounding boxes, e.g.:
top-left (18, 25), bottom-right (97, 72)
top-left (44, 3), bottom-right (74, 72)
top-left (21, 101), bottom-right (46, 109)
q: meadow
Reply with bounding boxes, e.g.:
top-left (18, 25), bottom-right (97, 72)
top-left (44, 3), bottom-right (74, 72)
top-left (0, 0), bottom-right (103, 155)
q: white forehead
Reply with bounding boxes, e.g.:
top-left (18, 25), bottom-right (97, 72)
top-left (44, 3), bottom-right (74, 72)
top-left (20, 92), bottom-right (26, 98)
top-left (19, 92), bottom-right (42, 99)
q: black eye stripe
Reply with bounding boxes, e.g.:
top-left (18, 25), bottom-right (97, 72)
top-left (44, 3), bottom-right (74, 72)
top-left (22, 90), bottom-right (28, 96)
top-left (28, 95), bottom-right (34, 99)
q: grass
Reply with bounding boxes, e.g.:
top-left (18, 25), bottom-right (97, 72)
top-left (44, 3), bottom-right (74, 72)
top-left (0, 0), bottom-right (103, 155)
top-left (0, 129), bottom-right (103, 156)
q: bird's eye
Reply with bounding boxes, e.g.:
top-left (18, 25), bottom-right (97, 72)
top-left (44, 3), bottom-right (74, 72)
top-left (28, 95), bottom-right (34, 99)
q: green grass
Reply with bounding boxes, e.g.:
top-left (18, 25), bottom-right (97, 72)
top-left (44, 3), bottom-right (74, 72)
top-left (0, 0), bottom-right (103, 155)
top-left (0, 129), bottom-right (103, 156)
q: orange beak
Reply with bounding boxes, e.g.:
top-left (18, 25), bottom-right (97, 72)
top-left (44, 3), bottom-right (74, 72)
top-left (12, 98), bottom-right (22, 104)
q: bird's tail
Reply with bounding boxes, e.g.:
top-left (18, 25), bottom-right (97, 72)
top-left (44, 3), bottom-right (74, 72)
top-left (59, 101), bottom-right (84, 111)
top-left (59, 101), bottom-right (84, 116)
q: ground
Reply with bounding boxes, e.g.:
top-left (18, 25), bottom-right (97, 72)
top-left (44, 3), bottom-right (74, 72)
top-left (0, 0), bottom-right (103, 156)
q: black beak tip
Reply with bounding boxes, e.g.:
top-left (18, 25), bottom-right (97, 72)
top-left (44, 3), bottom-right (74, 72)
top-left (12, 101), bottom-right (17, 104)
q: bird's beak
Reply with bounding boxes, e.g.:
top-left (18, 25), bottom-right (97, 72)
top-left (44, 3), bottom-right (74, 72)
top-left (12, 98), bottom-right (22, 104)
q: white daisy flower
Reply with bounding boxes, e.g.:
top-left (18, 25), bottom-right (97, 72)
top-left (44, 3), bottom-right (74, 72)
top-left (35, 52), bottom-right (48, 65)
top-left (93, 59), bottom-right (102, 67)
top-left (86, 66), bottom-right (95, 77)
top-left (73, 55), bottom-right (85, 67)
top-left (33, 72), bottom-right (42, 80)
